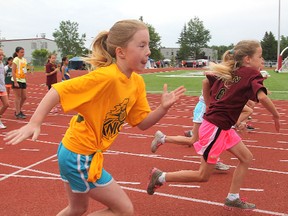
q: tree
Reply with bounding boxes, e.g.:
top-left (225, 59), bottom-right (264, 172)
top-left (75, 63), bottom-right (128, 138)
top-left (280, 35), bottom-right (288, 59)
top-left (261, 31), bottom-right (277, 61)
top-left (177, 17), bottom-right (211, 60)
top-left (31, 49), bottom-right (49, 66)
top-left (139, 16), bottom-right (163, 61)
top-left (53, 20), bottom-right (86, 57)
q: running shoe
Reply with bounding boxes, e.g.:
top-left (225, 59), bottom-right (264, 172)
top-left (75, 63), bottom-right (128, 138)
top-left (20, 111), bottom-right (27, 119)
top-left (184, 130), bottom-right (193, 137)
top-left (215, 161), bottom-right (230, 171)
top-left (0, 121), bottom-right (7, 129)
top-left (151, 130), bottom-right (165, 153)
top-left (246, 124), bottom-right (255, 131)
top-left (224, 198), bottom-right (256, 211)
top-left (147, 168), bottom-right (163, 195)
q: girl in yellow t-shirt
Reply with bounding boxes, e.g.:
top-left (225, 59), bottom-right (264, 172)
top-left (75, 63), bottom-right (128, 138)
top-left (4, 19), bottom-right (186, 215)
top-left (11, 46), bottom-right (28, 119)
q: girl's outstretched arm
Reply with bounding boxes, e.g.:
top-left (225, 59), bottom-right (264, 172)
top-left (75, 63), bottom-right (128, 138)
top-left (4, 88), bottom-right (60, 145)
top-left (137, 84), bottom-right (186, 130)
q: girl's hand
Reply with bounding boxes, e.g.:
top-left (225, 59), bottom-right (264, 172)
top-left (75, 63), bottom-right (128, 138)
top-left (160, 84), bottom-right (186, 110)
top-left (4, 123), bottom-right (41, 145)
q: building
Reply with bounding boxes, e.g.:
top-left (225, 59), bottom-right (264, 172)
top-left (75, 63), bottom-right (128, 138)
top-left (0, 35), bottom-right (61, 62)
top-left (160, 47), bottom-right (218, 63)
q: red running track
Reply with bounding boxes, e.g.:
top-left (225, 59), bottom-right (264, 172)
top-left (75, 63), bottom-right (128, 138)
top-left (0, 71), bottom-right (287, 216)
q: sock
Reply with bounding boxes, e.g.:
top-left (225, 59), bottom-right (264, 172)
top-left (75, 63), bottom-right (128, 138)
top-left (158, 172), bottom-right (166, 183)
top-left (160, 135), bottom-right (166, 144)
top-left (227, 193), bottom-right (240, 201)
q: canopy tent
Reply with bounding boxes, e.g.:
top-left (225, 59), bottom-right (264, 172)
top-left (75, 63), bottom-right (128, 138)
top-left (69, 56), bottom-right (84, 70)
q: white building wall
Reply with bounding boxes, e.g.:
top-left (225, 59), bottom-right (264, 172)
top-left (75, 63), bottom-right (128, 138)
top-left (0, 38), bottom-right (61, 63)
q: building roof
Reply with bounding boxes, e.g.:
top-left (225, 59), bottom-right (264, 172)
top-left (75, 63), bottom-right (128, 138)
top-left (0, 38), bottom-right (55, 42)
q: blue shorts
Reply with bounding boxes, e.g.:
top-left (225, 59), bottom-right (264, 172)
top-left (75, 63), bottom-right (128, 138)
top-left (57, 142), bottom-right (113, 193)
top-left (193, 100), bottom-right (206, 123)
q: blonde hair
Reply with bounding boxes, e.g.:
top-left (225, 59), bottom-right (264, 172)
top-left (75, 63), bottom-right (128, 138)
top-left (85, 19), bottom-right (148, 69)
top-left (209, 40), bottom-right (261, 83)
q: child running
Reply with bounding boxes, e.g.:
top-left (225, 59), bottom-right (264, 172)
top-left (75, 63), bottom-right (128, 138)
top-left (0, 49), bottom-right (9, 129)
top-left (147, 40), bottom-right (280, 211)
top-left (4, 19), bottom-right (185, 216)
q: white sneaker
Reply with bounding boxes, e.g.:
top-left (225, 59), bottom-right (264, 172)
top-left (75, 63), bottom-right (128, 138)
top-left (151, 130), bottom-right (165, 153)
top-left (0, 121), bottom-right (7, 129)
top-left (215, 161), bottom-right (230, 171)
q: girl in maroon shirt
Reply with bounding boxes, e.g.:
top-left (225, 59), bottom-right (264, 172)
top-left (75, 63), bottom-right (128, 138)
top-left (45, 54), bottom-right (59, 90)
top-left (147, 40), bottom-right (280, 211)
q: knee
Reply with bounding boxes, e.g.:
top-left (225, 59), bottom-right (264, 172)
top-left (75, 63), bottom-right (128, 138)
top-left (118, 202), bottom-right (134, 216)
top-left (241, 152), bottom-right (253, 165)
top-left (197, 171), bottom-right (210, 182)
top-left (71, 204), bottom-right (88, 215)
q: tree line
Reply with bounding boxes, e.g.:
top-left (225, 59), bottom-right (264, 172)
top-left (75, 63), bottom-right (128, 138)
top-left (31, 17), bottom-right (288, 66)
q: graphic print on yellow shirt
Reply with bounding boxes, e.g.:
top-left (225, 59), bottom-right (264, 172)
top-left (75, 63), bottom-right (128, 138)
top-left (12, 57), bottom-right (27, 80)
top-left (102, 98), bottom-right (128, 140)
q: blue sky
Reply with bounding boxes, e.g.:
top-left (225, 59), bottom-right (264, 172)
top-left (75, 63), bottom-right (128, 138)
top-left (1, 0), bottom-right (287, 48)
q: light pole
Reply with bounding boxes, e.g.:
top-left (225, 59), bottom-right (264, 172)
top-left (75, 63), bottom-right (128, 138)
top-left (276, 0), bottom-right (281, 71)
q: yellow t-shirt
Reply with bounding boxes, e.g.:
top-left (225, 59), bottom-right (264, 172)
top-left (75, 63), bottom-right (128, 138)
top-left (52, 63), bottom-right (151, 182)
top-left (12, 57), bottom-right (27, 82)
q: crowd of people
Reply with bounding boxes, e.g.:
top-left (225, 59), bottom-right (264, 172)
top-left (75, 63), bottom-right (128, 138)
top-left (0, 47), bottom-right (71, 128)
top-left (2, 19), bottom-right (281, 215)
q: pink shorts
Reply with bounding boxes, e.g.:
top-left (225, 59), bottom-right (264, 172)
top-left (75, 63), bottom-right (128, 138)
top-left (193, 119), bottom-right (241, 164)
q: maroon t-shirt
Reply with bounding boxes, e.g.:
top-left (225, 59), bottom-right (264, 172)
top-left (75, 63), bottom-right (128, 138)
top-left (204, 66), bottom-right (267, 130)
top-left (45, 62), bottom-right (58, 86)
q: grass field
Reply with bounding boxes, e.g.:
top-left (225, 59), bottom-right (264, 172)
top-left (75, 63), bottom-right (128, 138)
top-left (142, 69), bottom-right (288, 100)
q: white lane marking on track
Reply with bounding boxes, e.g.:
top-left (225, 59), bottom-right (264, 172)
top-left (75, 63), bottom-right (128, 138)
top-left (121, 186), bottom-right (286, 216)
top-left (280, 160), bottom-right (288, 162)
top-left (0, 154), bottom-right (57, 181)
top-left (20, 148), bottom-right (40, 152)
top-left (0, 174), bottom-right (60, 180)
top-left (169, 184), bottom-right (200, 188)
top-left (240, 188), bottom-right (264, 192)
top-left (117, 181), bottom-right (140, 185)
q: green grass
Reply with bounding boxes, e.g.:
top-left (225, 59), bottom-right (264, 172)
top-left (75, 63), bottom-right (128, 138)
top-left (141, 69), bottom-right (288, 100)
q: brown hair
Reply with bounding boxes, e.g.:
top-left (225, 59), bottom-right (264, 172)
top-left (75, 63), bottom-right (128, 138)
top-left (209, 40), bottom-right (261, 83)
top-left (85, 19), bottom-right (148, 69)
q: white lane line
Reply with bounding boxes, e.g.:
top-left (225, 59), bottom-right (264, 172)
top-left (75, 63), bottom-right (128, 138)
top-left (0, 154), bottom-right (57, 181)
top-left (117, 181), bottom-right (140, 185)
top-left (20, 148), bottom-right (40, 152)
top-left (121, 186), bottom-right (286, 216)
top-left (280, 160), bottom-right (288, 162)
top-left (169, 184), bottom-right (200, 189)
top-left (240, 188), bottom-right (264, 192)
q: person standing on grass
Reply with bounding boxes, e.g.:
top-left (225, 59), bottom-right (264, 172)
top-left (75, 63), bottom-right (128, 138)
top-left (4, 57), bottom-right (13, 97)
top-left (4, 19), bottom-right (185, 216)
top-left (11, 47), bottom-right (27, 119)
top-left (147, 40), bottom-right (280, 211)
top-left (0, 49), bottom-right (9, 129)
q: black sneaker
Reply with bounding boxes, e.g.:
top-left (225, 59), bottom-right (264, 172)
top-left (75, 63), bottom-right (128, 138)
top-left (246, 124), bottom-right (255, 131)
top-left (15, 112), bottom-right (26, 119)
top-left (20, 111), bottom-right (27, 119)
